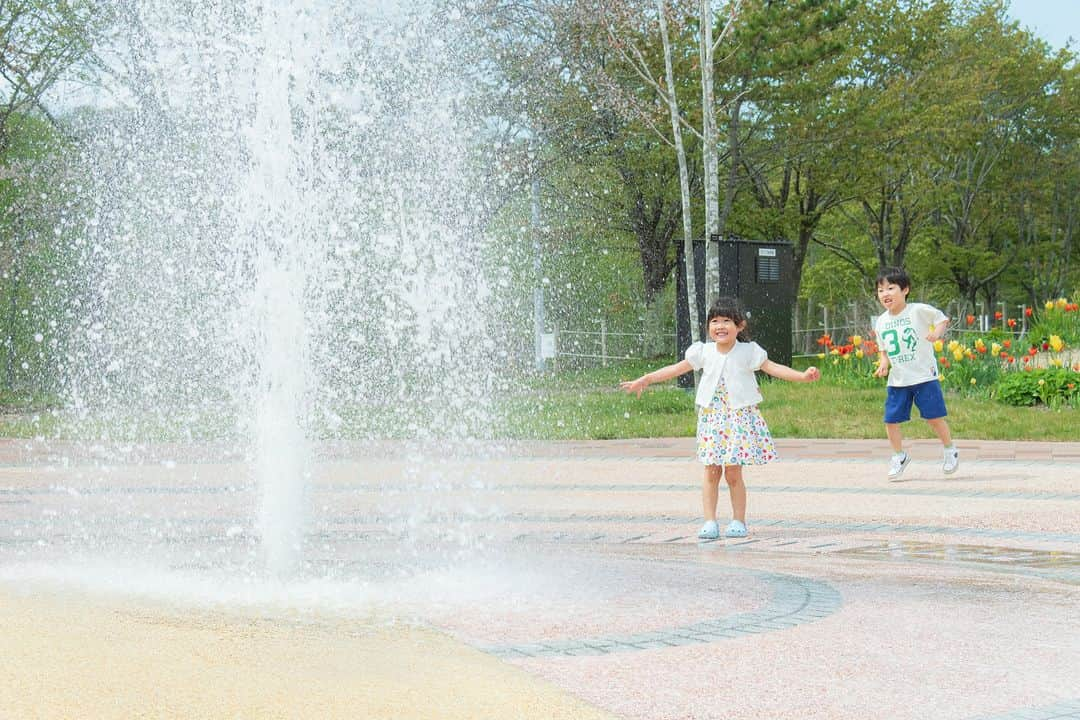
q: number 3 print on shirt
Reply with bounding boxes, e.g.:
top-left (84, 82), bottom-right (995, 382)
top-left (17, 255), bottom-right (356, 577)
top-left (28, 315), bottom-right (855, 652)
top-left (881, 328), bottom-right (919, 357)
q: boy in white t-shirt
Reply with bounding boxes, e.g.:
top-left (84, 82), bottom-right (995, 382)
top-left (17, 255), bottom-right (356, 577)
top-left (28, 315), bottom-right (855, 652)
top-left (873, 267), bottom-right (959, 480)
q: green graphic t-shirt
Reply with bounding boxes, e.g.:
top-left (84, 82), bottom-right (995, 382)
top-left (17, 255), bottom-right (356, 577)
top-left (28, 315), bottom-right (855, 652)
top-left (873, 302), bottom-right (948, 387)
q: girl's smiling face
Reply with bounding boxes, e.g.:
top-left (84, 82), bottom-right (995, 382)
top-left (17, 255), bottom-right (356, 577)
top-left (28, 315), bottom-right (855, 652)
top-left (708, 315), bottom-right (744, 347)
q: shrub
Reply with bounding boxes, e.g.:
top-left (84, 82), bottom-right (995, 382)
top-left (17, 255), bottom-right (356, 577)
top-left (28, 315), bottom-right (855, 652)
top-left (993, 367), bottom-right (1080, 408)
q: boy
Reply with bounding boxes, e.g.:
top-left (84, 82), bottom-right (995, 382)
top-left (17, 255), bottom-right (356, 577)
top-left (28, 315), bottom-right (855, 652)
top-left (873, 267), bottom-right (959, 480)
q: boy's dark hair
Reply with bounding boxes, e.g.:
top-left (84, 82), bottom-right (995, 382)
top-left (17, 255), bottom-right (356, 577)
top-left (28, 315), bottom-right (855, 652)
top-left (876, 266), bottom-right (911, 290)
top-left (705, 297), bottom-right (751, 341)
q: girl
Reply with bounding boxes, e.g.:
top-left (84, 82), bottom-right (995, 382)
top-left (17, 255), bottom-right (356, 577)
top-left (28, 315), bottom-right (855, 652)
top-left (620, 298), bottom-right (820, 539)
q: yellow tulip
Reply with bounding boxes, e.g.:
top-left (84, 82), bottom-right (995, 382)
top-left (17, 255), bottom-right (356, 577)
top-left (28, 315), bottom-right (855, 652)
top-left (947, 340), bottom-right (961, 351)
top-left (817, 353), bottom-right (826, 359)
top-left (933, 339), bottom-right (944, 353)
top-left (1055, 298), bottom-right (1068, 310)
top-left (970, 378), bottom-right (977, 385)
top-left (1049, 335), bottom-right (1065, 352)
top-left (850, 335), bottom-right (862, 347)
top-left (1051, 358), bottom-right (1063, 368)
top-left (855, 349), bottom-right (864, 359)
top-left (952, 348), bottom-right (964, 361)
top-left (991, 342), bottom-right (1001, 356)
top-left (1045, 300), bottom-right (1055, 311)
top-left (974, 339), bottom-right (986, 352)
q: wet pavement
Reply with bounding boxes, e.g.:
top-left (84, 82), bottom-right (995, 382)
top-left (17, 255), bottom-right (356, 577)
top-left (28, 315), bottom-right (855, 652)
top-left (1, 436), bottom-right (1078, 719)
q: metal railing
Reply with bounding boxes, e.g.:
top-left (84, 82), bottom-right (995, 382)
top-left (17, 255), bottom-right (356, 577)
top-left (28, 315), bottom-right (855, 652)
top-left (549, 320), bottom-right (676, 368)
top-left (548, 300), bottom-right (1055, 368)
top-left (792, 300), bottom-right (1042, 356)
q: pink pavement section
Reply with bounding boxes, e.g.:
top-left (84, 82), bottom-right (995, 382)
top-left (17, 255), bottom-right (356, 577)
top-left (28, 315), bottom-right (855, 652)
top-left (0, 436), bottom-right (1077, 720)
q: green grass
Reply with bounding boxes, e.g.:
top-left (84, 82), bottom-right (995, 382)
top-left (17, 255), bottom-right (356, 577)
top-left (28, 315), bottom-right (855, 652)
top-left (2, 359), bottom-right (1075, 442)
top-left (497, 360), bottom-right (1080, 441)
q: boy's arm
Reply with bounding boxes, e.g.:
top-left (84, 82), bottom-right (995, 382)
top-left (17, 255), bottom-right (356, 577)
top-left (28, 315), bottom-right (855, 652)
top-left (927, 317), bottom-right (950, 342)
top-left (875, 351), bottom-right (890, 377)
top-left (760, 360), bottom-right (819, 383)
top-left (619, 359), bottom-right (694, 397)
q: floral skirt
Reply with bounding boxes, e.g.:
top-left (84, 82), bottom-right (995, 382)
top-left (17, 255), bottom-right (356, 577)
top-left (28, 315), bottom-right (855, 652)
top-left (696, 379), bottom-right (777, 466)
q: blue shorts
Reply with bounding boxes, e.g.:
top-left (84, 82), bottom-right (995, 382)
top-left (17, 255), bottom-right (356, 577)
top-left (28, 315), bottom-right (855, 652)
top-left (884, 380), bottom-right (948, 423)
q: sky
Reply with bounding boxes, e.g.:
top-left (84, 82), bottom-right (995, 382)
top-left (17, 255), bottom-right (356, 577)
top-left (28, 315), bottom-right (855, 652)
top-left (1007, 0), bottom-right (1078, 50)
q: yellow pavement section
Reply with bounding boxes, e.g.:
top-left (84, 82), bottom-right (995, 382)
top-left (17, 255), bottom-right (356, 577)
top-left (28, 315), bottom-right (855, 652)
top-left (0, 589), bottom-right (615, 720)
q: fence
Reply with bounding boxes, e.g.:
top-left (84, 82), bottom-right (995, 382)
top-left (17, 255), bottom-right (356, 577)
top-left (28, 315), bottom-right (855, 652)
top-left (549, 320), bottom-right (676, 369)
top-left (793, 300), bottom-right (1041, 357)
top-left (550, 300), bottom-right (1047, 368)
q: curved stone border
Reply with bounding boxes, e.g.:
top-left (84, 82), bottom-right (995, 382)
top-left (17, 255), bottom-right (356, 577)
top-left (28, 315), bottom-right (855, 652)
top-left (479, 568), bottom-right (842, 659)
top-left (965, 697), bottom-right (1080, 720)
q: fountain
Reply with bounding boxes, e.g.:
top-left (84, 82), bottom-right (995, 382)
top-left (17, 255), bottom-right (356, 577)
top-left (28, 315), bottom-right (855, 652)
top-left (51, 0), bottom-right (499, 578)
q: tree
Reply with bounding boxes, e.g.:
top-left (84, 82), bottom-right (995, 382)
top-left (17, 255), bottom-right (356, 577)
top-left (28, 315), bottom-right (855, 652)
top-left (0, 0), bottom-right (102, 151)
top-left (719, 0), bottom-right (857, 296)
top-left (927, 1), bottom-right (1067, 306)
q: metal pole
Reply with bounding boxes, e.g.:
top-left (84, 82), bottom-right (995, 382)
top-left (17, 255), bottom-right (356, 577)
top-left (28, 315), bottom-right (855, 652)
top-left (532, 171), bottom-right (545, 371)
top-left (601, 319), bottom-right (608, 368)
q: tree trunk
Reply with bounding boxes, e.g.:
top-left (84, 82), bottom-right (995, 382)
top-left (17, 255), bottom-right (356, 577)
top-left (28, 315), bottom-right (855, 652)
top-left (658, 0), bottom-right (700, 345)
top-left (699, 0), bottom-right (719, 309)
top-left (641, 294), bottom-right (667, 358)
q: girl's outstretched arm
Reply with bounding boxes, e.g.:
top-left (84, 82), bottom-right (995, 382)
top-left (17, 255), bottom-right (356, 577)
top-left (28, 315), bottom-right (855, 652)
top-left (619, 359), bottom-right (694, 397)
top-left (760, 360), bottom-right (820, 383)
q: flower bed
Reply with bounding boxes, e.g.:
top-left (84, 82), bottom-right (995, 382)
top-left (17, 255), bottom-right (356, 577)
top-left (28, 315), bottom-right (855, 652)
top-left (813, 297), bottom-right (1079, 407)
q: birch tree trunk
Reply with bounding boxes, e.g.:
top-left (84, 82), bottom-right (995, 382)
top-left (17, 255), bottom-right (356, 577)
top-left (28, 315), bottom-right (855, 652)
top-left (699, 0), bottom-right (742, 307)
top-left (657, 0), bottom-right (700, 344)
top-left (699, 0), bottom-right (719, 309)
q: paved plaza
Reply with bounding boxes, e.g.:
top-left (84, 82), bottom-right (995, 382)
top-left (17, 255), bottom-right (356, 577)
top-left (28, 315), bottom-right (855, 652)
top-left (1, 437), bottom-right (1078, 719)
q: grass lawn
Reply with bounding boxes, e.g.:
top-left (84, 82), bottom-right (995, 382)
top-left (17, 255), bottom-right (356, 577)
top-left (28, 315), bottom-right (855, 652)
top-left (499, 359), bottom-right (1080, 441)
top-left (2, 359), bottom-right (1075, 442)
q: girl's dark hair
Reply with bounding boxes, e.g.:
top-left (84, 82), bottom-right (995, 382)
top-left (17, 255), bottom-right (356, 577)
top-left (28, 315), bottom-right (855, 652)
top-left (705, 297), bottom-right (751, 341)
top-left (876, 266), bottom-right (911, 290)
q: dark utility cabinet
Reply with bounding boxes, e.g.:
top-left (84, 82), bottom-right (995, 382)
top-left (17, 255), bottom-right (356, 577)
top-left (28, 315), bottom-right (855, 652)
top-left (676, 236), bottom-right (795, 386)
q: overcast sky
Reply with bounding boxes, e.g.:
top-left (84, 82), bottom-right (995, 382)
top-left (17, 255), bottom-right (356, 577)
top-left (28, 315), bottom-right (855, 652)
top-left (1007, 0), bottom-right (1078, 50)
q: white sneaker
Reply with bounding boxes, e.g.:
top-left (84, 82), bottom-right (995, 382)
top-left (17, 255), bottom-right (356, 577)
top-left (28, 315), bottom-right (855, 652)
top-left (943, 446), bottom-right (959, 474)
top-left (887, 452), bottom-right (910, 481)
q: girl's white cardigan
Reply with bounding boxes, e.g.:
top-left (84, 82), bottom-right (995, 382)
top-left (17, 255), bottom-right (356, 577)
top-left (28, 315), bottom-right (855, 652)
top-left (685, 340), bottom-right (768, 409)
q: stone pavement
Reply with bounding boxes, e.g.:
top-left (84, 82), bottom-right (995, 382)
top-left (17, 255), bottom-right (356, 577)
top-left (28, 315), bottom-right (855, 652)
top-left (1, 437), bottom-right (1078, 719)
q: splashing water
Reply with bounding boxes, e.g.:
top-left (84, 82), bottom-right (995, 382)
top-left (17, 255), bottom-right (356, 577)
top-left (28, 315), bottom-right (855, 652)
top-left (55, 0), bottom-right (497, 577)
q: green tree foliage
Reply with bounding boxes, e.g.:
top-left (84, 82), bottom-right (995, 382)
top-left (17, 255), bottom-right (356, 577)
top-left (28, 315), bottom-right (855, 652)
top-left (0, 0), bottom-right (103, 400)
top-left (0, 0), bottom-right (102, 149)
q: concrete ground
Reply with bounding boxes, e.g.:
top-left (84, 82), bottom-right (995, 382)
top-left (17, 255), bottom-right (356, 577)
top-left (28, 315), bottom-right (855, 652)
top-left (1, 437), bottom-right (1078, 719)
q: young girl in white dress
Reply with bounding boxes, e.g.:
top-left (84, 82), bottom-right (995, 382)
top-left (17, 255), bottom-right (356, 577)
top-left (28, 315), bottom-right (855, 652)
top-left (620, 298), bottom-right (820, 539)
